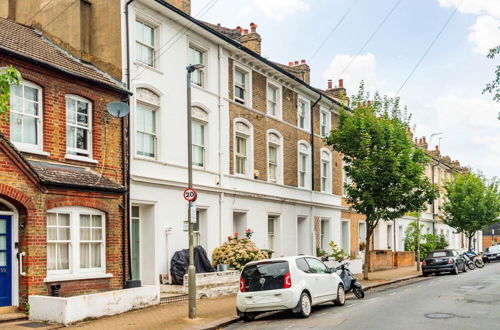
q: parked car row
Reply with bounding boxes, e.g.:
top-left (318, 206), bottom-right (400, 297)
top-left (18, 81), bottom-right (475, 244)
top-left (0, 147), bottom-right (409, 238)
top-left (482, 245), bottom-right (500, 263)
top-left (422, 247), bottom-right (494, 277)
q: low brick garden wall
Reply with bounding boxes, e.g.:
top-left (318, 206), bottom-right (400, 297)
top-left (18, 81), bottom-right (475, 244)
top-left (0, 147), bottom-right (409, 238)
top-left (394, 251), bottom-right (416, 267)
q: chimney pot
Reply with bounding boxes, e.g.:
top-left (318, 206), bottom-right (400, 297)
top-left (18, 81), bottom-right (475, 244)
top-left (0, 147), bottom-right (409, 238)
top-left (294, 60), bottom-right (299, 65)
top-left (236, 26), bottom-right (243, 35)
top-left (288, 62), bottom-right (293, 66)
top-left (301, 59), bottom-right (306, 64)
top-left (243, 29), bottom-right (249, 34)
top-left (250, 22), bottom-right (257, 32)
top-left (423, 137), bottom-right (426, 143)
top-left (339, 79), bottom-right (344, 88)
top-left (327, 79), bottom-right (333, 89)
top-left (435, 145), bottom-right (439, 151)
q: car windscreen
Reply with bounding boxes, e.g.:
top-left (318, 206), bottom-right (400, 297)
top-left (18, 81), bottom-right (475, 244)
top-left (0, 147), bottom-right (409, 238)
top-left (427, 251), bottom-right (452, 258)
top-left (241, 261), bottom-right (289, 292)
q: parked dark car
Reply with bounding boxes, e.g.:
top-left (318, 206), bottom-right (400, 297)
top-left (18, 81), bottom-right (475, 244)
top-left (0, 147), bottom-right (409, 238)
top-left (422, 249), bottom-right (466, 276)
top-left (482, 245), bottom-right (500, 263)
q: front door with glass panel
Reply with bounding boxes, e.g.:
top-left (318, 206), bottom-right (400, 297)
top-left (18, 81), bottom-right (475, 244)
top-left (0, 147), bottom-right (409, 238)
top-left (131, 206), bottom-right (140, 281)
top-left (0, 215), bottom-right (12, 306)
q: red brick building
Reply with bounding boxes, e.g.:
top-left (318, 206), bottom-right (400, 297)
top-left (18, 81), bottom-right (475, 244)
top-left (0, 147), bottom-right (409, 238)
top-left (0, 17), bottom-right (129, 309)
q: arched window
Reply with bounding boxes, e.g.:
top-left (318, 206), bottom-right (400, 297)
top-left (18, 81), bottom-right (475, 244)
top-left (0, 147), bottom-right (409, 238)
top-left (46, 207), bottom-right (106, 279)
top-left (136, 88), bottom-right (159, 158)
top-left (10, 81), bottom-right (43, 151)
top-left (234, 119), bottom-right (253, 177)
top-left (267, 130), bottom-right (283, 184)
top-left (298, 141), bottom-right (311, 189)
top-left (192, 106), bottom-right (208, 168)
top-left (320, 149), bottom-right (332, 193)
top-left (66, 94), bottom-right (92, 159)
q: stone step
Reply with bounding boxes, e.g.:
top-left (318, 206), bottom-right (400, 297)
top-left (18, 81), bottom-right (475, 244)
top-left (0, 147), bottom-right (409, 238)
top-left (0, 320), bottom-right (62, 329)
top-left (0, 307), bottom-right (16, 315)
top-left (0, 312), bottom-right (27, 324)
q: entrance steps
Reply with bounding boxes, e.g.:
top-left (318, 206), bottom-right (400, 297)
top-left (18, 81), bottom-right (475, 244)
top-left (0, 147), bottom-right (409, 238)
top-left (0, 306), bottom-right (27, 324)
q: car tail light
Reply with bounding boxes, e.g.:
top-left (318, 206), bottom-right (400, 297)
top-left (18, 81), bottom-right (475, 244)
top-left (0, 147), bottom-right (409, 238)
top-left (240, 277), bottom-right (246, 292)
top-left (448, 258), bottom-right (453, 264)
top-left (283, 272), bottom-right (292, 288)
top-left (422, 260), bottom-right (426, 266)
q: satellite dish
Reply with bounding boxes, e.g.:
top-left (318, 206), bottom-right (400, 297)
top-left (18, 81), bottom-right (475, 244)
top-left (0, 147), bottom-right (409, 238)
top-left (106, 101), bottom-right (130, 118)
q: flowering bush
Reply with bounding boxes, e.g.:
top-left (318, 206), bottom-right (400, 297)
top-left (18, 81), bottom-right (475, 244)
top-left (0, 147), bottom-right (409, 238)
top-left (212, 229), bottom-right (268, 270)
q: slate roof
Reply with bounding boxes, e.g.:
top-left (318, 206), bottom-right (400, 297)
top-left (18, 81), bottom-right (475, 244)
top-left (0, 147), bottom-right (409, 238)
top-left (0, 133), bottom-right (124, 193)
top-left (0, 17), bottom-right (128, 94)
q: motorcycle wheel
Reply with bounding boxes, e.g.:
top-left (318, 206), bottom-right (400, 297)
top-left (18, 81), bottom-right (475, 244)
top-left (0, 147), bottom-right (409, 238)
top-left (467, 261), bottom-right (476, 270)
top-left (353, 286), bottom-right (365, 299)
top-left (474, 259), bottom-right (485, 268)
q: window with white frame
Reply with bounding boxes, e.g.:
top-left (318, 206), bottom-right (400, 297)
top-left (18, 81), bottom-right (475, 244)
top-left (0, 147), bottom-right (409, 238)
top-left (267, 132), bottom-right (282, 183)
top-left (298, 141), bottom-right (311, 189)
top-left (320, 108), bottom-right (331, 137)
top-left (135, 20), bottom-right (155, 66)
top-left (234, 119), bottom-right (252, 176)
top-left (192, 107), bottom-right (208, 167)
top-left (267, 83), bottom-right (279, 117)
top-left (47, 207), bottom-right (106, 278)
top-left (10, 81), bottom-right (43, 150)
top-left (136, 88), bottom-right (160, 158)
top-left (342, 160), bottom-right (352, 196)
top-left (188, 45), bottom-right (205, 87)
top-left (321, 150), bottom-right (331, 193)
top-left (297, 98), bottom-right (309, 131)
top-left (268, 216), bottom-right (276, 250)
top-left (320, 219), bottom-right (329, 251)
top-left (66, 95), bottom-right (92, 158)
top-left (234, 68), bottom-right (247, 104)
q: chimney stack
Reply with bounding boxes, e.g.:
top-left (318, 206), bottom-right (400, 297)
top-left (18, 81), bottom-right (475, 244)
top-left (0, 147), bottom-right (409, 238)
top-left (167, 0), bottom-right (191, 15)
top-left (239, 22), bottom-right (262, 54)
top-left (324, 78), bottom-right (348, 106)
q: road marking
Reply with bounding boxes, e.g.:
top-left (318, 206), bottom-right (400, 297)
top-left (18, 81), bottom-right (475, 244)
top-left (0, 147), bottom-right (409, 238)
top-left (347, 303), bottom-right (357, 308)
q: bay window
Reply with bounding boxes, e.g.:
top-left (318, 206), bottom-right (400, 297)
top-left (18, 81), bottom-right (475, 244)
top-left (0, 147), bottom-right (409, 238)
top-left (47, 207), bottom-right (107, 280)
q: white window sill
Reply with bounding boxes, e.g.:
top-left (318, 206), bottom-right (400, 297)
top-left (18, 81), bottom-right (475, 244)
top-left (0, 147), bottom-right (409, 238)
top-left (44, 272), bottom-right (112, 283)
top-left (65, 154), bottom-right (98, 164)
top-left (15, 145), bottom-right (50, 157)
top-left (133, 61), bottom-right (163, 75)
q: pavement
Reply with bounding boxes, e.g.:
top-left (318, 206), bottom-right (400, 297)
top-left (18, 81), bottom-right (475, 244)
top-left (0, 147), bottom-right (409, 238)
top-left (56, 266), bottom-right (421, 330)
top-left (227, 262), bottom-right (500, 330)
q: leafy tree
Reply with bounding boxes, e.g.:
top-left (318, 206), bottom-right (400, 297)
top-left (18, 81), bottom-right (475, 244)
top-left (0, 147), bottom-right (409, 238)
top-left (442, 172), bottom-right (500, 251)
top-left (483, 45), bottom-right (500, 102)
top-left (326, 82), bottom-right (438, 279)
top-left (0, 66), bottom-right (22, 122)
top-left (404, 221), bottom-right (448, 261)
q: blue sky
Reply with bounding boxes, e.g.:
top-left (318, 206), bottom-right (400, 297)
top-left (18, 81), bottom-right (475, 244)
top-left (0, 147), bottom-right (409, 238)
top-left (192, 0), bottom-right (500, 178)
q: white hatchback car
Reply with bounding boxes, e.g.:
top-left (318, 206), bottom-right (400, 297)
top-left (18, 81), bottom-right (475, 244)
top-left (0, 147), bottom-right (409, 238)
top-left (236, 256), bottom-right (345, 321)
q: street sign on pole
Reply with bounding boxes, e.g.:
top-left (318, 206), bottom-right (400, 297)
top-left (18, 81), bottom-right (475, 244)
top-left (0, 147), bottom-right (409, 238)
top-left (184, 188), bottom-right (197, 202)
top-left (190, 202), bottom-right (196, 223)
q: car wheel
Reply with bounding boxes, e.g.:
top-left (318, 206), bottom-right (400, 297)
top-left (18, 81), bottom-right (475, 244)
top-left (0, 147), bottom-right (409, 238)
top-left (297, 292), bottom-right (312, 318)
top-left (333, 284), bottom-right (346, 306)
top-left (463, 264), bottom-right (467, 272)
top-left (242, 312), bottom-right (257, 322)
top-left (452, 265), bottom-right (459, 275)
top-left (422, 271), bottom-right (429, 277)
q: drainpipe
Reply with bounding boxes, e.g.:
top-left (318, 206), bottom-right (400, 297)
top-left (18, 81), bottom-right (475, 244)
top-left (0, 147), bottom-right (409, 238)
top-left (310, 94), bottom-right (322, 191)
top-left (218, 44), bottom-right (223, 245)
top-left (123, 0), bottom-right (135, 287)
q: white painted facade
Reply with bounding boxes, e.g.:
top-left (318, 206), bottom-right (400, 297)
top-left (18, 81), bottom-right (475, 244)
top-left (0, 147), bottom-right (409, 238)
top-left (123, 1), bottom-right (346, 285)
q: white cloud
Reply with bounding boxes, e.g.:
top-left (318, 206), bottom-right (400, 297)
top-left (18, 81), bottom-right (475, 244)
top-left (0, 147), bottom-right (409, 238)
top-left (468, 16), bottom-right (500, 55)
top-left (252, 0), bottom-right (309, 21)
top-left (322, 53), bottom-right (380, 95)
top-left (438, 0), bottom-right (500, 18)
top-left (416, 96), bottom-right (500, 177)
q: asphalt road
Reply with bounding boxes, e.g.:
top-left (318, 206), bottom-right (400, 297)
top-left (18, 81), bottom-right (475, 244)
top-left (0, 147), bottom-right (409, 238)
top-left (226, 262), bottom-right (500, 330)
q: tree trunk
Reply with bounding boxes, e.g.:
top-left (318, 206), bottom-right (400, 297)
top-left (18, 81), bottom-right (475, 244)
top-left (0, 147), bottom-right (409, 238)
top-left (467, 233), bottom-right (473, 251)
top-left (363, 224), bottom-right (373, 280)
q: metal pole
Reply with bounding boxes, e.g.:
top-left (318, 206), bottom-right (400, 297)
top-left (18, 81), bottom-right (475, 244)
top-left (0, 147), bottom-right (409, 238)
top-left (416, 214), bottom-right (421, 271)
top-left (186, 68), bottom-right (196, 319)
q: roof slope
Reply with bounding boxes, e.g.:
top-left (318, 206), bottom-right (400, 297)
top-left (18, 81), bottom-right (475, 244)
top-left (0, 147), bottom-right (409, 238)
top-left (0, 17), bottom-right (127, 93)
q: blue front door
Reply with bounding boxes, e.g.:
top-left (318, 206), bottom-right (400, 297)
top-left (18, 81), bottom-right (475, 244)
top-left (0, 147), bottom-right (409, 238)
top-left (0, 215), bottom-right (12, 306)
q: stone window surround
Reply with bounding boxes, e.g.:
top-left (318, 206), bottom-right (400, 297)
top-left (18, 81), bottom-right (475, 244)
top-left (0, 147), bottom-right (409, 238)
top-left (233, 118), bottom-right (254, 179)
top-left (320, 148), bottom-right (332, 193)
top-left (297, 96), bottom-right (311, 132)
top-left (233, 62), bottom-right (252, 108)
top-left (267, 129), bottom-right (283, 184)
top-left (297, 140), bottom-right (311, 189)
top-left (266, 79), bottom-right (282, 119)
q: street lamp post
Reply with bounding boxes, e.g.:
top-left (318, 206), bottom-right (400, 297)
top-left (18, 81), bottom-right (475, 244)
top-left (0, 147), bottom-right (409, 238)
top-left (186, 64), bottom-right (204, 319)
top-left (416, 213), bottom-right (421, 272)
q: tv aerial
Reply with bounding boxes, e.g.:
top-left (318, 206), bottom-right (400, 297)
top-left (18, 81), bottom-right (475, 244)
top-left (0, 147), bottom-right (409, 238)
top-left (106, 101), bottom-right (130, 118)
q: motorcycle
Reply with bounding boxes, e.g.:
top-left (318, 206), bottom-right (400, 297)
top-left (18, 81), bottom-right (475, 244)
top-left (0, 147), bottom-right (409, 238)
top-left (465, 251), bottom-right (485, 268)
top-left (459, 253), bottom-right (476, 270)
top-left (336, 262), bottom-right (365, 299)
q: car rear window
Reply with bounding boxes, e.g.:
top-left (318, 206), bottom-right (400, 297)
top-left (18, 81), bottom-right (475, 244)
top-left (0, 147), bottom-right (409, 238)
top-left (241, 261), bottom-right (289, 292)
top-left (427, 251), bottom-right (452, 258)
top-left (487, 246), bottom-right (500, 252)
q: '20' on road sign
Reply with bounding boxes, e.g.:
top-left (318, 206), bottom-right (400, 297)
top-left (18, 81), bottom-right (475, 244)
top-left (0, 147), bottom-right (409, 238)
top-left (183, 188), bottom-right (197, 202)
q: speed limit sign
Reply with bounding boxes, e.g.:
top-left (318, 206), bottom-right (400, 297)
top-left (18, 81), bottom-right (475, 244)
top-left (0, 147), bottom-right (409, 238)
top-left (183, 188), bottom-right (197, 202)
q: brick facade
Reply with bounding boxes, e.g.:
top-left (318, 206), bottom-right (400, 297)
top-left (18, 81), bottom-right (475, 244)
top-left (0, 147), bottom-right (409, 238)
top-left (0, 53), bottom-right (127, 308)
